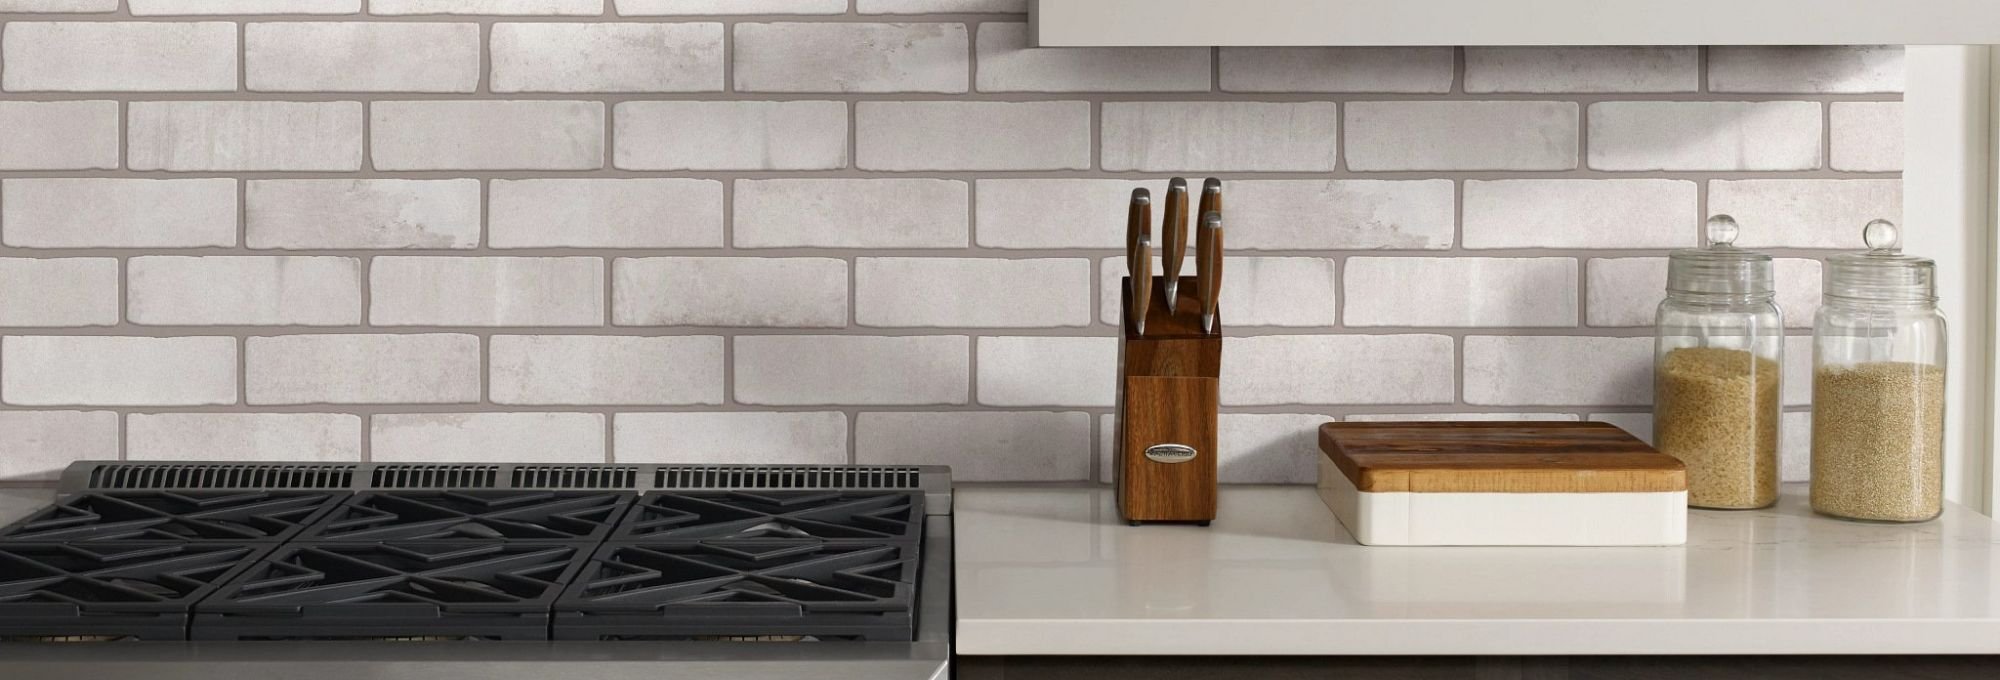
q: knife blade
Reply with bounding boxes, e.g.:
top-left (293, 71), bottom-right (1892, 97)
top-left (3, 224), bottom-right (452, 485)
top-left (1131, 234), bottom-right (1153, 336)
top-left (1126, 188), bottom-right (1150, 278)
top-left (1161, 178), bottom-right (1189, 307)
top-left (1198, 210), bottom-right (1223, 334)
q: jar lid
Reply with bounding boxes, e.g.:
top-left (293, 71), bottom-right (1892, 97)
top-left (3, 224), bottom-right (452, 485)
top-left (1825, 219), bottom-right (1936, 303)
top-left (1667, 215), bottom-right (1773, 295)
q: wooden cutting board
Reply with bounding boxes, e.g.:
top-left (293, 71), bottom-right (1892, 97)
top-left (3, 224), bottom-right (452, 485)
top-left (1319, 421), bottom-right (1687, 494)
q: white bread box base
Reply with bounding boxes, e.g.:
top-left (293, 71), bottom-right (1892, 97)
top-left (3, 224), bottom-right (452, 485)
top-left (1317, 458), bottom-right (1688, 547)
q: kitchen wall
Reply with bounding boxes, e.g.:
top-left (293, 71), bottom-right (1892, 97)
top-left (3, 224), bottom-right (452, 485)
top-left (0, 0), bottom-right (1902, 484)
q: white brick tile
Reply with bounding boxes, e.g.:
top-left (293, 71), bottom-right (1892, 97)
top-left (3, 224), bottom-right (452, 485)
top-left (1346, 101), bottom-right (1579, 171)
top-left (859, 0), bottom-right (1024, 11)
top-left (614, 413), bottom-right (848, 465)
top-left (490, 179), bottom-right (722, 248)
top-left (1708, 46), bottom-right (1905, 93)
top-left (371, 257), bottom-right (604, 327)
top-left (129, 256), bottom-right (363, 326)
top-left (613, 257), bottom-right (846, 328)
top-left (857, 258), bottom-right (1089, 328)
top-left (858, 411), bottom-right (1089, 481)
top-left (372, 101), bottom-right (604, 170)
top-left (1097, 256), bottom-right (1339, 328)
top-left (1345, 257), bottom-right (1577, 327)
top-left (1587, 257), bottom-right (1821, 328)
top-left (2, 179), bottom-right (236, 248)
top-left (132, 0), bottom-right (360, 14)
top-left (0, 101), bottom-right (119, 170)
top-left (246, 333), bottom-right (479, 405)
top-left (1464, 336), bottom-right (1653, 406)
top-left (493, 23), bottom-right (723, 93)
top-left (977, 23), bottom-right (1207, 92)
top-left (373, 0), bottom-right (600, 14)
top-left (1463, 180), bottom-right (1697, 250)
top-left (616, 0), bottom-right (845, 14)
top-left (247, 179), bottom-right (481, 250)
top-left (1781, 410), bottom-right (1811, 482)
top-left (247, 23), bottom-right (479, 93)
top-left (615, 101), bottom-right (847, 171)
top-left (1231, 180), bottom-right (1456, 250)
top-left (1223, 335), bottom-right (1454, 406)
top-left (1588, 101), bottom-right (1823, 171)
top-left (1776, 259), bottom-right (1825, 329)
top-left (1102, 102), bottom-right (1340, 172)
top-left (490, 335), bottom-right (723, 405)
top-left (1219, 47), bottom-right (1453, 93)
top-left (735, 335), bottom-right (968, 405)
top-left (1831, 102), bottom-right (1904, 172)
top-left (735, 179), bottom-right (967, 249)
top-left (1708, 180), bottom-right (1902, 249)
top-left (129, 102), bottom-right (364, 172)
top-left (0, 259), bottom-right (118, 327)
top-left (0, 0), bottom-right (117, 10)
top-left (0, 411), bottom-right (117, 481)
top-left (2, 336), bottom-right (235, 406)
top-left (1784, 334), bottom-right (1811, 407)
top-left (373, 413), bottom-right (605, 464)
top-left (857, 101), bottom-right (1090, 171)
top-left (2, 22), bottom-right (234, 92)
top-left (127, 413), bottom-right (361, 462)
top-left (1349, 413), bottom-right (1580, 422)
top-left (976, 179), bottom-right (1145, 249)
top-left (1213, 413), bottom-right (1332, 484)
top-left (735, 23), bottom-right (968, 93)
top-left (1465, 47), bottom-right (1698, 93)
top-left (1587, 412), bottom-right (1654, 445)
top-left (977, 336), bottom-right (1116, 407)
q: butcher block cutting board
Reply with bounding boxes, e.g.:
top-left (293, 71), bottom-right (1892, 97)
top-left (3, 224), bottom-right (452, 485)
top-left (1317, 422), bottom-right (1688, 546)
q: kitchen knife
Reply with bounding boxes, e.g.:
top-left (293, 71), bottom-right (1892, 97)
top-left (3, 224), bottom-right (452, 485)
top-left (1198, 210), bottom-right (1223, 334)
top-left (1127, 188), bottom-right (1150, 277)
top-left (1131, 234), bottom-right (1153, 335)
top-left (1161, 178), bottom-right (1189, 307)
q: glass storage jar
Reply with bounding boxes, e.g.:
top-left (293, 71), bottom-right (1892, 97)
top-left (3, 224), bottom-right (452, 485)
top-left (1654, 215), bottom-right (1783, 510)
top-left (1810, 219), bottom-right (1947, 523)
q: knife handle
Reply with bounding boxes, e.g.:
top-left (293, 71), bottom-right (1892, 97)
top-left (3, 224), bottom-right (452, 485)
top-left (1131, 236), bottom-right (1153, 335)
top-left (1126, 188), bottom-right (1150, 280)
top-left (1161, 178), bottom-right (1189, 303)
top-left (1198, 211), bottom-right (1222, 333)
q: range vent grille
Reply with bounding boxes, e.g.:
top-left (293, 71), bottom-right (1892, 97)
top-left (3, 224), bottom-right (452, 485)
top-left (86, 464), bottom-right (355, 490)
top-left (62, 462), bottom-right (943, 496)
top-left (512, 466), bottom-right (638, 490)
top-left (656, 466), bottom-right (921, 490)
top-left (370, 465), bottom-right (498, 489)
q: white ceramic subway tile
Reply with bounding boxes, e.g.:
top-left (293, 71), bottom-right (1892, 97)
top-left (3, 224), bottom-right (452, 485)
top-left (0, 101), bottom-right (119, 170)
top-left (735, 23), bottom-right (969, 93)
top-left (372, 413), bottom-right (605, 464)
top-left (1708, 46), bottom-right (1905, 93)
top-left (1102, 102), bottom-right (1341, 172)
top-left (1830, 102), bottom-right (1905, 172)
top-left (0, 259), bottom-right (118, 327)
top-left (2, 179), bottom-right (237, 248)
top-left (613, 257), bottom-right (848, 328)
top-left (614, 413), bottom-right (849, 464)
top-left (0, 411), bottom-right (118, 481)
top-left (977, 336), bottom-right (1118, 407)
top-left (1228, 180), bottom-right (1456, 250)
top-left (2, 22), bottom-right (235, 92)
top-left (1465, 47), bottom-right (1698, 93)
top-left (247, 22), bottom-right (479, 93)
top-left (734, 335), bottom-right (968, 406)
top-left (370, 256), bottom-right (604, 327)
top-left (856, 101), bottom-right (1090, 171)
top-left (2, 336), bottom-right (236, 406)
top-left (246, 334), bottom-right (480, 405)
top-left (1220, 47), bottom-right (1454, 93)
top-left (489, 179), bottom-right (723, 248)
top-left (490, 335), bottom-right (724, 405)
top-left (129, 102), bottom-right (364, 172)
top-left (492, 23), bottom-right (724, 93)
top-left (1463, 179), bottom-right (1698, 250)
top-left (128, 256), bottom-right (364, 326)
top-left (127, 413), bottom-right (362, 462)
top-left (372, 0), bottom-right (601, 14)
top-left (1344, 257), bottom-right (1578, 327)
top-left (1589, 101), bottom-right (1823, 171)
top-left (977, 23), bottom-right (1208, 92)
top-left (247, 179), bottom-right (481, 249)
top-left (1097, 256), bottom-right (1339, 328)
top-left (615, 101), bottom-right (847, 171)
top-left (1464, 336), bottom-right (1654, 406)
top-left (857, 258), bottom-right (1090, 328)
top-left (734, 179), bottom-right (968, 248)
top-left (1346, 101), bottom-right (1579, 171)
top-left (857, 411), bottom-right (1090, 481)
top-left (1223, 335), bottom-right (1455, 406)
top-left (1709, 180), bottom-right (1903, 249)
top-left (371, 100), bottom-right (604, 170)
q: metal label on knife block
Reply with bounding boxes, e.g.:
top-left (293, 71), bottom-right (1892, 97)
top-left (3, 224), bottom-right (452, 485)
top-left (1144, 444), bottom-right (1198, 464)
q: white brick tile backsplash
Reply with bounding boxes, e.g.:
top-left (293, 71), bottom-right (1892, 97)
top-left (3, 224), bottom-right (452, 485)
top-left (1587, 257), bottom-right (1821, 328)
top-left (735, 179), bottom-right (967, 248)
top-left (1349, 413), bottom-right (1580, 422)
top-left (858, 0), bottom-right (1025, 12)
top-left (490, 335), bottom-right (724, 405)
top-left (2, 179), bottom-right (237, 248)
top-left (1346, 101), bottom-right (1579, 171)
top-left (1781, 411), bottom-right (1812, 482)
top-left (976, 23), bottom-right (1208, 93)
top-left (2, 22), bottom-right (236, 92)
top-left (614, 412), bottom-right (849, 464)
top-left (858, 411), bottom-right (1090, 482)
top-left (489, 179), bottom-right (723, 248)
top-left (373, 413), bottom-right (605, 463)
top-left (613, 257), bottom-right (847, 327)
top-left (132, 0), bottom-right (361, 14)
top-left (1709, 180), bottom-right (1903, 249)
top-left (0, 0), bottom-right (117, 10)
top-left (1588, 101), bottom-right (1823, 171)
top-left (1463, 179), bottom-right (1697, 250)
top-left (977, 179), bottom-right (1147, 249)
top-left (1344, 257), bottom-right (1577, 327)
top-left (0, 259), bottom-right (118, 327)
top-left (1464, 336), bottom-right (1653, 406)
top-left (130, 101), bottom-right (364, 172)
top-left (127, 413), bottom-right (362, 462)
top-left (247, 23), bottom-right (479, 93)
top-left (1708, 46), bottom-right (1905, 93)
top-left (735, 23), bottom-right (969, 93)
top-left (616, 0), bottom-right (845, 14)
top-left (493, 23), bottom-right (724, 93)
top-left (371, 256), bottom-right (604, 326)
top-left (373, 0), bottom-right (601, 14)
top-left (1587, 412), bottom-right (1654, 445)
top-left (1230, 180), bottom-right (1456, 250)
top-left (977, 336), bottom-right (1117, 407)
top-left (246, 333), bottom-right (480, 404)
top-left (1784, 334), bottom-right (1812, 407)
top-left (1219, 47), bottom-right (1454, 93)
top-left (2, 336), bottom-right (236, 406)
top-left (1831, 102), bottom-right (1905, 172)
top-left (0, 411), bottom-right (118, 481)
top-left (247, 179), bottom-right (481, 249)
top-left (1223, 335), bottom-right (1454, 406)
top-left (615, 101), bottom-right (847, 171)
top-left (857, 258), bottom-right (1090, 328)
top-left (1102, 102), bottom-right (1341, 172)
top-left (129, 256), bottom-right (364, 326)
top-left (0, 101), bottom-right (119, 170)
top-left (735, 335), bottom-right (968, 405)
top-left (857, 101), bottom-right (1090, 171)
top-left (1464, 47), bottom-right (1698, 93)
top-left (371, 100), bottom-right (604, 170)
top-left (1215, 413), bottom-right (1338, 484)
top-left (1097, 256), bottom-right (1340, 328)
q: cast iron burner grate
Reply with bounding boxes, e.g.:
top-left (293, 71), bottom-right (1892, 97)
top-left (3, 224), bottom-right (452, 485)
top-left (609, 490), bottom-right (923, 542)
top-left (552, 540), bottom-right (919, 642)
top-left (0, 543), bottom-right (268, 641)
top-left (0, 491), bottom-right (345, 543)
top-left (193, 542), bottom-right (589, 641)
top-left (294, 490), bottom-right (634, 542)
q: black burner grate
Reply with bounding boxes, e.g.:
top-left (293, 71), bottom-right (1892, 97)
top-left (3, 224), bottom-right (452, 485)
top-left (295, 490), bottom-right (635, 542)
top-left (610, 490), bottom-right (923, 542)
top-left (0, 491), bottom-right (345, 543)
top-left (0, 543), bottom-right (268, 641)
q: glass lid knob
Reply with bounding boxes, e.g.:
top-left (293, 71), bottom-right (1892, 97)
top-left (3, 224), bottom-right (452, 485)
top-left (1862, 218), bottom-right (1901, 253)
top-left (1704, 214), bottom-right (1739, 248)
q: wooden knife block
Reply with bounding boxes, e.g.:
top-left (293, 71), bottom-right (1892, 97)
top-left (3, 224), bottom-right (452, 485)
top-left (1116, 275), bottom-right (1219, 525)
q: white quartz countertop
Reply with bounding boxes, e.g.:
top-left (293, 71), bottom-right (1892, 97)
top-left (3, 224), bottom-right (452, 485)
top-left (953, 484), bottom-right (2000, 656)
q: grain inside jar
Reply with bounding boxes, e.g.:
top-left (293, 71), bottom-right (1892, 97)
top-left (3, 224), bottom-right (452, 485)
top-left (1654, 346), bottom-right (1780, 509)
top-left (1810, 362), bottom-right (1945, 522)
